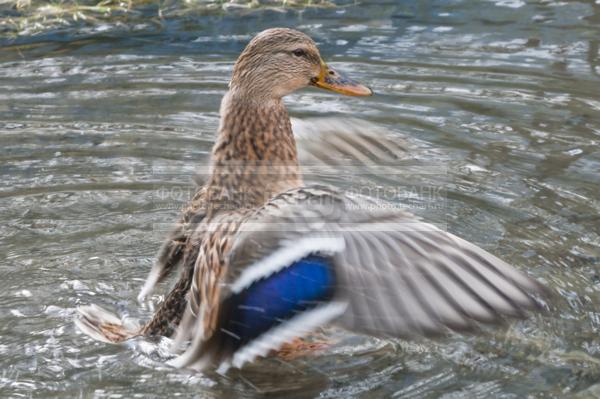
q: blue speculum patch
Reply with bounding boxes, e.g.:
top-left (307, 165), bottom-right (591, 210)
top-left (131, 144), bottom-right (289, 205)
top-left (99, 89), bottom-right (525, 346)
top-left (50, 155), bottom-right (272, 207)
top-left (221, 254), bottom-right (336, 348)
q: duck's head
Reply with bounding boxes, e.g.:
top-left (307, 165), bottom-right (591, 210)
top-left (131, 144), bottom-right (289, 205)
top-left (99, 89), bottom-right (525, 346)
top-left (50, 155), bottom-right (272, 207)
top-left (230, 28), bottom-right (372, 100)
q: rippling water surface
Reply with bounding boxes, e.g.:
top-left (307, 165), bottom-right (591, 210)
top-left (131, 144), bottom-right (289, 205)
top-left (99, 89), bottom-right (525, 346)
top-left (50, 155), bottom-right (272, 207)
top-left (1, 0), bottom-right (600, 397)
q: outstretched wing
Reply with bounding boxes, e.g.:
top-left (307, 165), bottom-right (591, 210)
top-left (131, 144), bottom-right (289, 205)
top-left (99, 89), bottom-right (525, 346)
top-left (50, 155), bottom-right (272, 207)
top-left (169, 186), bottom-right (547, 371)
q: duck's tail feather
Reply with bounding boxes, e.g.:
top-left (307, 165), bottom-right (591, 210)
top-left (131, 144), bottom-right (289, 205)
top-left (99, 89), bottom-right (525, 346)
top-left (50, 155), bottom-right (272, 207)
top-left (75, 305), bottom-right (140, 343)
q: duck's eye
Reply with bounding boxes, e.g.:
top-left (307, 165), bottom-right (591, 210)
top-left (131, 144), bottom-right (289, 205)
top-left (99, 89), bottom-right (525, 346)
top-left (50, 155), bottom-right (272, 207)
top-left (292, 48), bottom-right (307, 57)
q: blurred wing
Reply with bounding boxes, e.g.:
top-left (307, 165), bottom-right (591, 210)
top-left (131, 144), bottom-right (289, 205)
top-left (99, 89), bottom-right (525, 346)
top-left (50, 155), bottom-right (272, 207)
top-left (169, 186), bottom-right (546, 371)
top-left (292, 117), bottom-right (410, 172)
top-left (333, 215), bottom-right (544, 337)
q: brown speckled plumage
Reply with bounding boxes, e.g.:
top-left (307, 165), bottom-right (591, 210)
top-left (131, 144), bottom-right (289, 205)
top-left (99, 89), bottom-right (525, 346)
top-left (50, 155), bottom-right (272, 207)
top-left (141, 29), bottom-right (311, 336)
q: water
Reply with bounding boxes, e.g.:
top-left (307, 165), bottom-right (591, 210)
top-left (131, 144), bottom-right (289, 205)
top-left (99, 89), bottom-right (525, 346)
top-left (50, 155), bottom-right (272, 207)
top-left (1, 0), bottom-right (599, 397)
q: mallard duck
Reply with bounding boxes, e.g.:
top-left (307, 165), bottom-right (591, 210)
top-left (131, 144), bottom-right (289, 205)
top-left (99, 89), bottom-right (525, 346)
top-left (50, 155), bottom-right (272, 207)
top-left (76, 28), bottom-right (547, 372)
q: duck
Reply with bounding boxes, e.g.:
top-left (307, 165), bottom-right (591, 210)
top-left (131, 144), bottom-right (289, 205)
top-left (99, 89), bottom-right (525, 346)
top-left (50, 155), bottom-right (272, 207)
top-left (76, 28), bottom-right (548, 373)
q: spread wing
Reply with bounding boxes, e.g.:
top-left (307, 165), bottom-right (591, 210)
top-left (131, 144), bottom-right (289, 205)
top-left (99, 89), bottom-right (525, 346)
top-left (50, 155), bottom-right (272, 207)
top-left (169, 186), bottom-right (547, 371)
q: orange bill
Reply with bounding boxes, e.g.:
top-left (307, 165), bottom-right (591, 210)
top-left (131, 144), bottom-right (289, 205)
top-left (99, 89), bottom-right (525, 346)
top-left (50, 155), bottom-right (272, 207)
top-left (311, 59), bottom-right (373, 96)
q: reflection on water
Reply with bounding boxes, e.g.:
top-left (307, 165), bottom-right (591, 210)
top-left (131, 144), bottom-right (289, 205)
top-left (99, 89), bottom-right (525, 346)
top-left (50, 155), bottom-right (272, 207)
top-left (1, 0), bottom-right (600, 397)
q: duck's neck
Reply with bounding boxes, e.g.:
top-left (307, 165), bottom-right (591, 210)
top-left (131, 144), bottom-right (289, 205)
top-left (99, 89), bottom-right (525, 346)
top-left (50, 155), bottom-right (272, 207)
top-left (206, 92), bottom-right (302, 212)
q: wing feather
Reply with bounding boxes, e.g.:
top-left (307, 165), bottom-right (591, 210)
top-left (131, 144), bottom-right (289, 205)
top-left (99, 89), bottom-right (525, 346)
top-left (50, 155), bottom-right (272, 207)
top-left (170, 185), bottom-right (548, 370)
